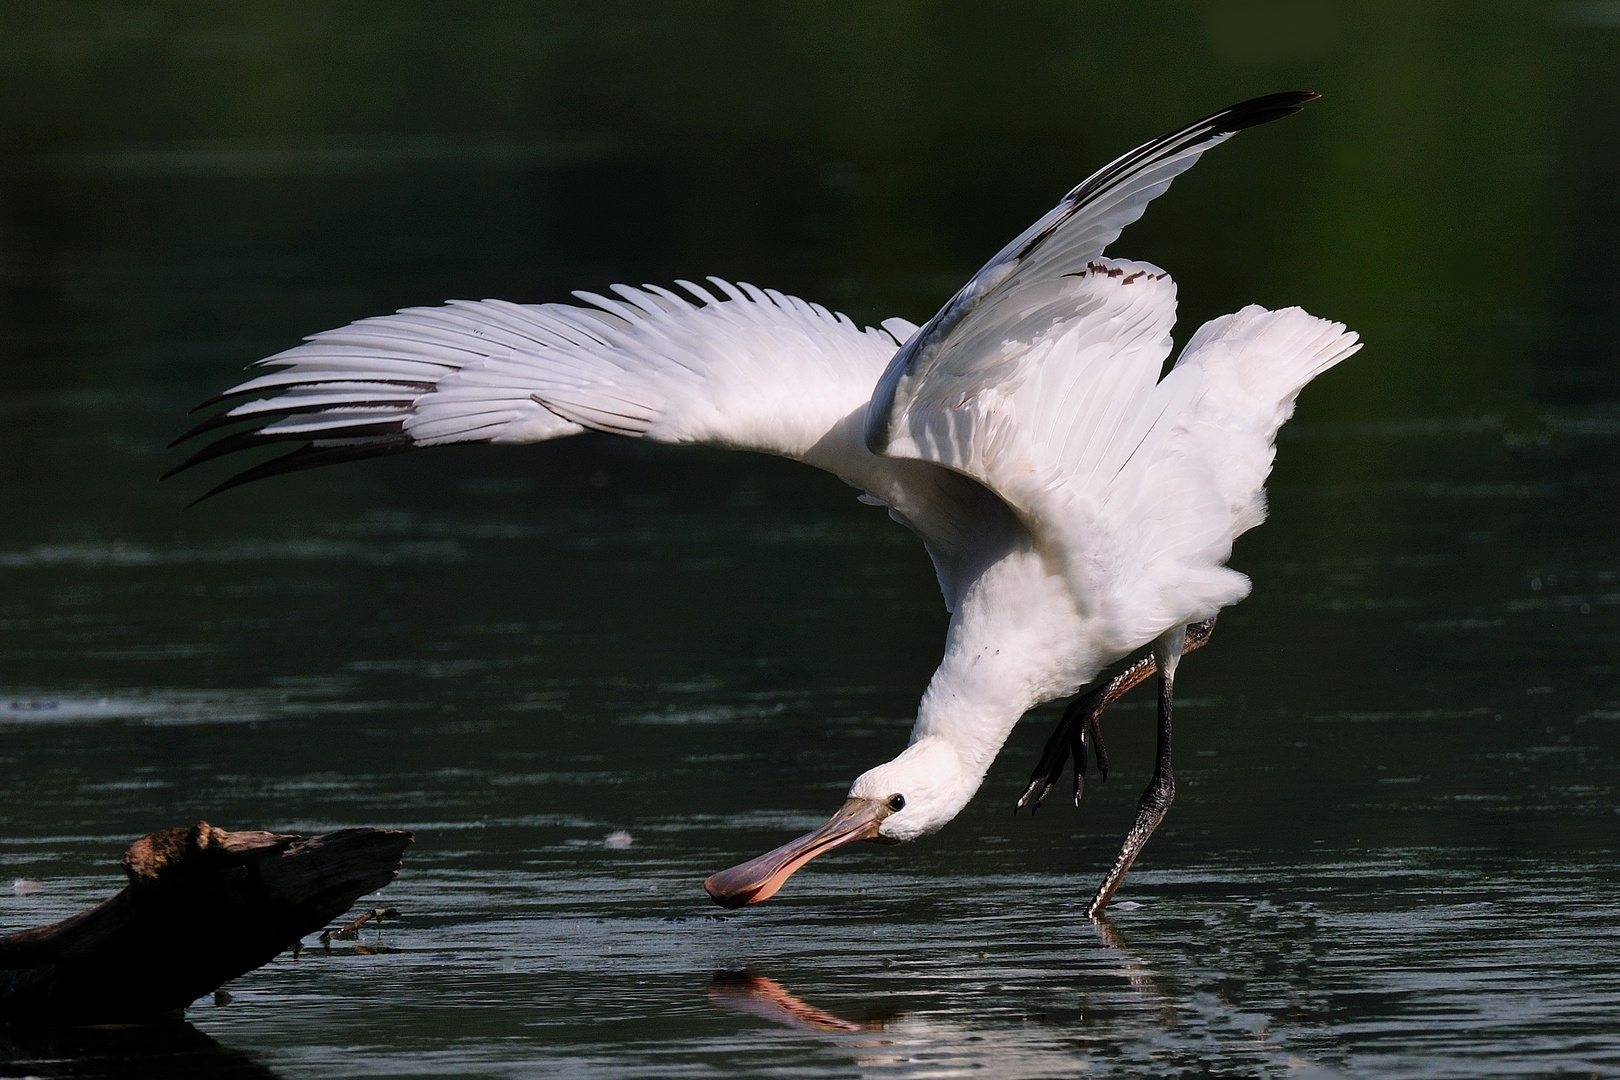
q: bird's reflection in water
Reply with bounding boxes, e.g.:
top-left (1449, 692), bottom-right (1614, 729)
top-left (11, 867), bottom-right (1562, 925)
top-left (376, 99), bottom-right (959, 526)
top-left (709, 970), bottom-right (893, 1035)
top-left (710, 971), bottom-right (939, 1071)
top-left (705, 918), bottom-right (1301, 1076)
top-left (1089, 912), bottom-right (1178, 1027)
top-left (706, 968), bottom-right (1097, 1074)
top-left (0, 1020), bottom-right (278, 1080)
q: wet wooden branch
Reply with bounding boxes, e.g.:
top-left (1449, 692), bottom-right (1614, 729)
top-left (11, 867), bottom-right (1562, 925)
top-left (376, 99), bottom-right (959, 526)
top-left (0, 822), bottom-right (412, 1023)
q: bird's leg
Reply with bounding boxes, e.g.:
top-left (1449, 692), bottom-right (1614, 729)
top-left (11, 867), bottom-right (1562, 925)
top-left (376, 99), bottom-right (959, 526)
top-left (1087, 625), bottom-right (1187, 920)
top-left (1015, 658), bottom-right (1148, 813)
top-left (1015, 617), bottom-right (1215, 814)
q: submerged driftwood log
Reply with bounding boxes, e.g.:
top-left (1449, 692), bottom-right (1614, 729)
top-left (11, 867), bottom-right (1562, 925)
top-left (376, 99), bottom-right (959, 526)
top-left (0, 822), bottom-right (412, 1023)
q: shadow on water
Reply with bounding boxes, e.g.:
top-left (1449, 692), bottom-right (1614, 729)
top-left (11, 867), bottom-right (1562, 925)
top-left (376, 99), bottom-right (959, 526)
top-left (0, 1021), bottom-right (278, 1080)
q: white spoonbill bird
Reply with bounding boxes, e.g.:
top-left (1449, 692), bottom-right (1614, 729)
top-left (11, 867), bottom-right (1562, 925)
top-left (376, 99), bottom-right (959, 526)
top-left (171, 92), bottom-right (1359, 917)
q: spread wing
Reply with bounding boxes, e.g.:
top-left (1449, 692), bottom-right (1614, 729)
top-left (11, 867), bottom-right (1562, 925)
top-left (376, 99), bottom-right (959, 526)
top-left (861, 92), bottom-right (1336, 652)
top-left (169, 279), bottom-right (903, 500)
top-left (1170, 304), bottom-right (1363, 542)
top-left (872, 258), bottom-right (1359, 654)
top-left (874, 258), bottom-right (1222, 648)
top-left (168, 278), bottom-right (1012, 610)
top-left (865, 91), bottom-right (1316, 454)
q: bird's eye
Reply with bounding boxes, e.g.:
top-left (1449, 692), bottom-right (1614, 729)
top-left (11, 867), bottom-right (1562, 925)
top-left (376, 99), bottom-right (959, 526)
top-left (887, 794), bottom-right (906, 812)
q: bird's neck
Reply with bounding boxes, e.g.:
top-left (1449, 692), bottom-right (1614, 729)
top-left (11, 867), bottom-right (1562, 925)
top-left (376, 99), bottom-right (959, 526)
top-left (909, 543), bottom-right (1106, 804)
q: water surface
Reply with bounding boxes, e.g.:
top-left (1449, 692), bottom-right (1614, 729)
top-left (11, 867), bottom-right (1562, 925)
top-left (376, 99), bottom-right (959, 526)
top-left (3, 4), bottom-right (1619, 1078)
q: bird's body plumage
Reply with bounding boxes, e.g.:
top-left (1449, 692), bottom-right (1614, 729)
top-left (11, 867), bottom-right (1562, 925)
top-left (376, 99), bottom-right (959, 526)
top-left (174, 92), bottom-right (1359, 903)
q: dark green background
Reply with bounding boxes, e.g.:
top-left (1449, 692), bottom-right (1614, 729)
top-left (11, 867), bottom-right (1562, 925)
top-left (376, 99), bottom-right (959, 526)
top-left (2, 4), bottom-right (1617, 1077)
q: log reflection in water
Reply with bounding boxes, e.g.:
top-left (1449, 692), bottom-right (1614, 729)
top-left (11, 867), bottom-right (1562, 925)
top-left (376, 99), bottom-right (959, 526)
top-left (0, 1021), bottom-right (279, 1080)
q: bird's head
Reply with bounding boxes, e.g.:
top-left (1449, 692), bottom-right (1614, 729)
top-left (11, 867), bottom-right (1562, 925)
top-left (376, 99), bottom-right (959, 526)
top-left (703, 737), bottom-right (974, 908)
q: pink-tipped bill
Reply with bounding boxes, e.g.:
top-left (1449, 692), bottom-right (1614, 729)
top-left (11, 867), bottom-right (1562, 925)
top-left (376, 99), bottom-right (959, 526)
top-left (704, 797), bottom-right (889, 908)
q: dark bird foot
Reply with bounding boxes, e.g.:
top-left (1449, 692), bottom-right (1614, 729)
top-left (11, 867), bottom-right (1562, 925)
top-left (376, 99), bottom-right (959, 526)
top-left (1014, 617), bottom-right (1215, 815)
top-left (1014, 678), bottom-right (1118, 814)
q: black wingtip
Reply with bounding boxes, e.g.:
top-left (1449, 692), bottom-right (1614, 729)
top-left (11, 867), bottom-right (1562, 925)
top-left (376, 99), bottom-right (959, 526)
top-left (163, 422), bottom-right (407, 482)
top-left (162, 428), bottom-right (273, 481)
top-left (1213, 91), bottom-right (1319, 135)
top-left (188, 381), bottom-right (265, 415)
top-left (171, 398), bottom-right (421, 451)
top-left (168, 408), bottom-right (252, 450)
top-left (183, 434), bottom-right (418, 507)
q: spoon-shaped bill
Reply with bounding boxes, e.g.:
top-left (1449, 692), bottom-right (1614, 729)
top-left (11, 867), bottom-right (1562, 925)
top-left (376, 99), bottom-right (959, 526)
top-left (704, 797), bottom-right (888, 908)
